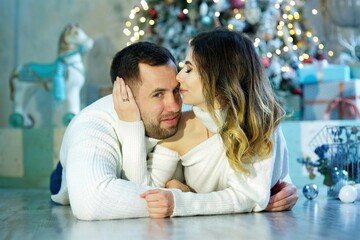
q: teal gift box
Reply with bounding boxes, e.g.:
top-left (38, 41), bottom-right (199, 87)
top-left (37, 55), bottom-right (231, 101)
top-left (298, 64), bottom-right (350, 84)
top-left (303, 80), bottom-right (360, 120)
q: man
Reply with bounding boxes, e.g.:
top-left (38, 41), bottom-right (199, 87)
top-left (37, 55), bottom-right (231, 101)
top-left (50, 42), bottom-right (298, 220)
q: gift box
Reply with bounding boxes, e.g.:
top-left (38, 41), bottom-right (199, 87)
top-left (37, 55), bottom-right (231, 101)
top-left (298, 64), bottom-right (350, 84)
top-left (303, 80), bottom-right (360, 120)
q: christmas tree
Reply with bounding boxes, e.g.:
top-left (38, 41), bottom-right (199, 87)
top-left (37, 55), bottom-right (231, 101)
top-left (123, 0), bottom-right (325, 95)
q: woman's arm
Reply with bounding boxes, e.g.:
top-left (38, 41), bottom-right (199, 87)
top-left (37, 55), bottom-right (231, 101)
top-left (141, 128), bottom-right (295, 217)
top-left (265, 127), bottom-right (299, 211)
top-left (141, 153), bottom-right (276, 217)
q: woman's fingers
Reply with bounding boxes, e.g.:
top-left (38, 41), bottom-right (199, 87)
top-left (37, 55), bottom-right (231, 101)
top-left (112, 77), bottom-right (141, 121)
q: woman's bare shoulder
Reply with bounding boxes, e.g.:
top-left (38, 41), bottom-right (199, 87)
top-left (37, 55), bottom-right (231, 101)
top-left (160, 110), bottom-right (208, 155)
top-left (161, 111), bottom-right (195, 141)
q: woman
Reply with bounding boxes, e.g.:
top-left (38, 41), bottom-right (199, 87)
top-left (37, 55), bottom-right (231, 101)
top-left (115, 28), bottom-right (294, 218)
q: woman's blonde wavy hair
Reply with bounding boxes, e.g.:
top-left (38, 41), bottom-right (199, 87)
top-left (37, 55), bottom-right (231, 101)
top-left (190, 28), bottom-right (286, 173)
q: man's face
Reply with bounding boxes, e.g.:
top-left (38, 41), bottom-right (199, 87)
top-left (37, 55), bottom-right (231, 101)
top-left (134, 62), bottom-right (182, 139)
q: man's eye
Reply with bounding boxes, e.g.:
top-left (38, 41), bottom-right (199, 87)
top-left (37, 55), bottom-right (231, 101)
top-left (153, 92), bottom-right (163, 98)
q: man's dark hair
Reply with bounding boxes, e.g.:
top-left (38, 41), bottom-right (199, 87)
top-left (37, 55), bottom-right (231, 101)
top-left (110, 42), bottom-right (176, 87)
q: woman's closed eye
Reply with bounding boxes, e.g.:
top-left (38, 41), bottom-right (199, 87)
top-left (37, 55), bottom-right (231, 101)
top-left (185, 67), bottom-right (192, 73)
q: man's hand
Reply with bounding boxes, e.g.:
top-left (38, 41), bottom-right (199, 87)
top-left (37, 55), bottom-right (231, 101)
top-left (265, 180), bottom-right (298, 211)
top-left (165, 179), bottom-right (192, 192)
top-left (112, 77), bottom-right (141, 122)
top-left (140, 189), bottom-right (174, 218)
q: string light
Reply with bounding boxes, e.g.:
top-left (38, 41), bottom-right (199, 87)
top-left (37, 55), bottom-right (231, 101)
top-left (122, 0), bottom-right (328, 80)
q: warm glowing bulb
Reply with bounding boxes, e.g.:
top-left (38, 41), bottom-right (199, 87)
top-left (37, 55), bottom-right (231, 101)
top-left (312, 9), bottom-right (318, 15)
top-left (281, 66), bottom-right (289, 72)
top-left (319, 44), bottom-right (324, 49)
top-left (149, 20), bottom-right (155, 25)
top-left (328, 51), bottom-right (334, 57)
top-left (123, 28), bottom-right (131, 36)
top-left (294, 12), bottom-right (300, 19)
top-left (140, 17), bottom-right (146, 23)
top-left (140, 0), bottom-right (149, 10)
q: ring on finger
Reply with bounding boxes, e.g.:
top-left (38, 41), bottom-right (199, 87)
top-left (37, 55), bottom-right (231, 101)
top-left (122, 98), bottom-right (129, 102)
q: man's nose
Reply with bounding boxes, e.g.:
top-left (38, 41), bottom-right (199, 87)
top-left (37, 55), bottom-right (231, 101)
top-left (165, 94), bottom-right (182, 112)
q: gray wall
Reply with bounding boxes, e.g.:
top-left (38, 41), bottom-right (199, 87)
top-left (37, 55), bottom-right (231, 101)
top-left (0, 0), bottom-right (135, 127)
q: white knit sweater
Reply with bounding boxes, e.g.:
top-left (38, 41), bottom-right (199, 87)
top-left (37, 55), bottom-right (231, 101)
top-left (51, 95), bottom-right (181, 220)
top-left (148, 106), bottom-right (290, 216)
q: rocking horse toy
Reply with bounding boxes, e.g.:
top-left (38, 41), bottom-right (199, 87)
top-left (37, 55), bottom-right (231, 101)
top-left (9, 23), bottom-right (93, 128)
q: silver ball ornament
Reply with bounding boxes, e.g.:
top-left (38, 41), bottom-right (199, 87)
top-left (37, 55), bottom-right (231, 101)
top-left (303, 184), bottom-right (319, 200)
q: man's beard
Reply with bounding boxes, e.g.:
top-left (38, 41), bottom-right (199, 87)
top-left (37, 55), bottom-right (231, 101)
top-left (144, 113), bottom-right (180, 139)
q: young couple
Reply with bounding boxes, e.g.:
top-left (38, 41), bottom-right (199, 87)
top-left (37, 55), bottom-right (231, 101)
top-left (51, 28), bottom-right (298, 220)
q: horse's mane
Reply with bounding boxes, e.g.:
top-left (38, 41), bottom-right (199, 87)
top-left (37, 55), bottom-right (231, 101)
top-left (58, 24), bottom-right (77, 54)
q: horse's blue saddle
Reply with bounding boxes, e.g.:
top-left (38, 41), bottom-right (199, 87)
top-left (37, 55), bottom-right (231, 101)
top-left (16, 47), bottom-right (84, 101)
top-left (18, 62), bottom-right (61, 82)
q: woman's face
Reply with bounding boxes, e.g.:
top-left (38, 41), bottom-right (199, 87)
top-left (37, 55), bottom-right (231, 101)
top-left (176, 48), bottom-right (207, 110)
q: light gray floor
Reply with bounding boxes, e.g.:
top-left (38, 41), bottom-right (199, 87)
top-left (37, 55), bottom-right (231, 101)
top-left (0, 187), bottom-right (359, 240)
